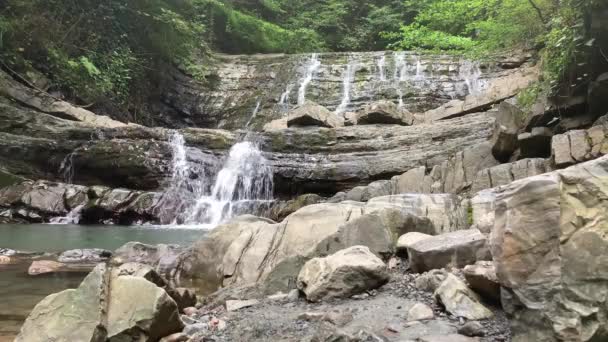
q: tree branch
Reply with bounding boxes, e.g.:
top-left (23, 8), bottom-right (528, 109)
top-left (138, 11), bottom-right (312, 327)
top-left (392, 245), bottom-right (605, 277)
top-left (527, 0), bottom-right (547, 24)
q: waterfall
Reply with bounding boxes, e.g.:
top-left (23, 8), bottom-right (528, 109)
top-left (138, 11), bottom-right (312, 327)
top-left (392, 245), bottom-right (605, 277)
top-left (393, 52), bottom-right (408, 108)
top-left (297, 53), bottom-right (321, 105)
top-left (184, 140), bottom-right (273, 228)
top-left (160, 131), bottom-right (273, 229)
top-left (50, 205), bottom-right (84, 225)
top-left (279, 84), bottom-right (294, 112)
top-left (459, 60), bottom-right (484, 96)
top-left (245, 100), bottom-right (261, 128)
top-left (377, 54), bottom-right (386, 82)
top-left (336, 61), bottom-right (357, 114)
top-left (415, 58), bottom-right (424, 80)
top-left (59, 151), bottom-right (76, 184)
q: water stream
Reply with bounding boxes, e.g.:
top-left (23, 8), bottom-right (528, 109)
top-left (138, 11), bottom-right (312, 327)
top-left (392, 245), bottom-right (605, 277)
top-left (297, 53), bottom-right (321, 105)
top-left (336, 60), bottom-right (358, 114)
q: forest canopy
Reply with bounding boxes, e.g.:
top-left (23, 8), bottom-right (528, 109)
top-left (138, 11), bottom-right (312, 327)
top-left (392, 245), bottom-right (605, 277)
top-left (0, 0), bottom-right (598, 115)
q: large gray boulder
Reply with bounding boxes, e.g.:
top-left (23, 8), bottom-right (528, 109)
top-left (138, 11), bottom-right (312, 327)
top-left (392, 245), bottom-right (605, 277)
top-left (463, 261), bottom-right (500, 302)
top-left (113, 242), bottom-right (183, 280)
top-left (16, 264), bottom-right (183, 342)
top-left (178, 202), bottom-right (421, 294)
top-left (16, 264), bottom-right (108, 342)
top-left (407, 229), bottom-right (489, 273)
top-left (491, 155), bottom-right (608, 341)
top-left (287, 102), bottom-right (343, 128)
top-left (356, 100), bottom-right (414, 125)
top-left (297, 246), bottom-right (389, 302)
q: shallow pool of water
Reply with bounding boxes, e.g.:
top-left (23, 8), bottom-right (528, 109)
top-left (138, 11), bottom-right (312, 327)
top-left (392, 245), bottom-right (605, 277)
top-left (0, 224), bottom-right (206, 340)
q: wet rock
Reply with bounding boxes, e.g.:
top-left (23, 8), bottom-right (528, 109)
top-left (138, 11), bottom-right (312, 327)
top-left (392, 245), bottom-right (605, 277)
top-left (356, 100), bottom-right (413, 125)
top-left (226, 299), bottom-right (260, 312)
top-left (27, 260), bottom-right (92, 275)
top-left (463, 261), bottom-right (500, 302)
top-left (407, 229), bottom-right (489, 273)
top-left (407, 303), bottom-right (435, 321)
top-left (113, 241), bottom-right (182, 279)
top-left (268, 193), bottom-right (324, 221)
top-left (396, 232), bottom-right (432, 256)
top-left (415, 269), bottom-right (449, 292)
top-left (518, 126), bottom-right (553, 158)
top-left (57, 248), bottom-right (112, 263)
top-left (434, 273), bottom-right (493, 320)
top-left (458, 321), bottom-right (485, 337)
top-left (491, 156), bottom-right (608, 341)
top-left (287, 102), bottom-right (343, 128)
top-left (297, 246), bottom-right (389, 302)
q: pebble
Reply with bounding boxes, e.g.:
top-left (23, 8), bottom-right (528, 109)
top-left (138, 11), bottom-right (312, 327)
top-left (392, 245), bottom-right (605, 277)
top-left (226, 299), bottom-right (259, 312)
top-left (159, 332), bottom-right (188, 342)
top-left (458, 321), bottom-right (485, 337)
top-left (183, 306), bottom-right (198, 316)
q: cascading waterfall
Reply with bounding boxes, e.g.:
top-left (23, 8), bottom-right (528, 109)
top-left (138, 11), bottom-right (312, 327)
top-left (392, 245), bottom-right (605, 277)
top-left (297, 53), bottom-right (321, 105)
top-left (183, 140), bottom-right (273, 228)
top-left (459, 60), bottom-right (485, 96)
top-left (278, 84), bottom-right (294, 113)
top-left (59, 151), bottom-right (76, 184)
top-left (160, 130), bottom-right (273, 229)
top-left (336, 61), bottom-right (358, 114)
top-left (415, 58), bottom-right (424, 80)
top-left (393, 52), bottom-right (408, 108)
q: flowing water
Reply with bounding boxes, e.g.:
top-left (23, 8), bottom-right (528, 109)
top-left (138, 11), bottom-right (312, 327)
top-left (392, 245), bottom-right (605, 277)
top-left (377, 54), bottom-right (386, 82)
top-left (158, 132), bottom-right (273, 229)
top-left (297, 53), bottom-right (321, 105)
top-left (459, 60), bottom-right (485, 96)
top-left (336, 60), bottom-right (358, 114)
top-left (0, 224), bottom-right (204, 340)
top-left (245, 100), bottom-right (262, 128)
top-left (278, 83), bottom-right (294, 112)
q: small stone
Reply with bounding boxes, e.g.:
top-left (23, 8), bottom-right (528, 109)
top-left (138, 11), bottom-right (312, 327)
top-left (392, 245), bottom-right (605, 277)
top-left (407, 303), bottom-right (435, 321)
top-left (287, 289), bottom-right (300, 302)
top-left (352, 293), bottom-right (370, 300)
top-left (458, 321), bottom-right (485, 337)
top-left (211, 317), bottom-right (227, 331)
top-left (386, 324), bottom-right (401, 333)
top-left (181, 315), bottom-right (199, 325)
top-left (225, 299), bottom-right (259, 312)
top-left (323, 311), bottom-right (354, 327)
top-left (28, 260), bottom-right (66, 275)
top-left (183, 306), bottom-right (198, 316)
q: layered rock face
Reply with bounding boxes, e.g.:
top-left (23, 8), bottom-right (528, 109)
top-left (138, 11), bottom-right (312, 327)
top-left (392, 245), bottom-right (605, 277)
top-left (158, 51), bottom-right (530, 129)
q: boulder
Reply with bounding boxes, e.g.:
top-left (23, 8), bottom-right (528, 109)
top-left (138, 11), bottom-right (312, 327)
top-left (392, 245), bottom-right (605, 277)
top-left (491, 156), bottom-right (608, 341)
top-left (17, 263), bottom-right (184, 342)
top-left (297, 246), bottom-right (389, 302)
top-left (395, 166), bottom-right (428, 194)
top-left (407, 229), bottom-right (489, 273)
top-left (396, 232), bottom-right (432, 256)
top-left (469, 190), bottom-right (496, 235)
top-left (178, 202), bottom-right (426, 294)
top-left (16, 264), bottom-right (108, 342)
top-left (491, 101), bottom-right (522, 162)
top-left (28, 259), bottom-right (94, 275)
top-left (463, 261), bottom-right (500, 302)
top-left (356, 100), bottom-right (414, 125)
top-left (106, 276), bottom-right (183, 341)
top-left (518, 127), bottom-right (552, 158)
top-left (471, 158), bottom-right (549, 193)
top-left (287, 102), bottom-right (343, 128)
top-left (434, 273), bottom-right (493, 320)
top-left (367, 194), bottom-right (468, 235)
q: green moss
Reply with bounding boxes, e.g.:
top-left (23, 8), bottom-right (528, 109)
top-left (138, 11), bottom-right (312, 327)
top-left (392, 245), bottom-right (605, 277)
top-left (0, 170), bottom-right (23, 188)
top-left (467, 205), bottom-right (474, 227)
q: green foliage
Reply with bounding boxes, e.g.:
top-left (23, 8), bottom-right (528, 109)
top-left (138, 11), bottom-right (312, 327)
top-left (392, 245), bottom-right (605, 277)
top-left (0, 0), bottom-right (208, 110)
top-left (384, 24), bottom-right (476, 51)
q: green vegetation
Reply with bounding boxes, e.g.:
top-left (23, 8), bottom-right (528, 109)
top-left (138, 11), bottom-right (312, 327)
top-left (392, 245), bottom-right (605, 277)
top-left (0, 0), bottom-right (600, 121)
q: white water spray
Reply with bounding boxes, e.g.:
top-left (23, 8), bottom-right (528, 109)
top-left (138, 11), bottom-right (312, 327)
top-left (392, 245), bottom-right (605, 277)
top-left (336, 61), bottom-right (358, 114)
top-left (459, 60), bottom-right (485, 96)
top-left (184, 141), bottom-right (273, 228)
top-left (377, 54), bottom-right (386, 82)
top-left (50, 205), bottom-right (84, 225)
top-left (415, 58), bottom-right (424, 80)
top-left (297, 53), bottom-right (321, 105)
